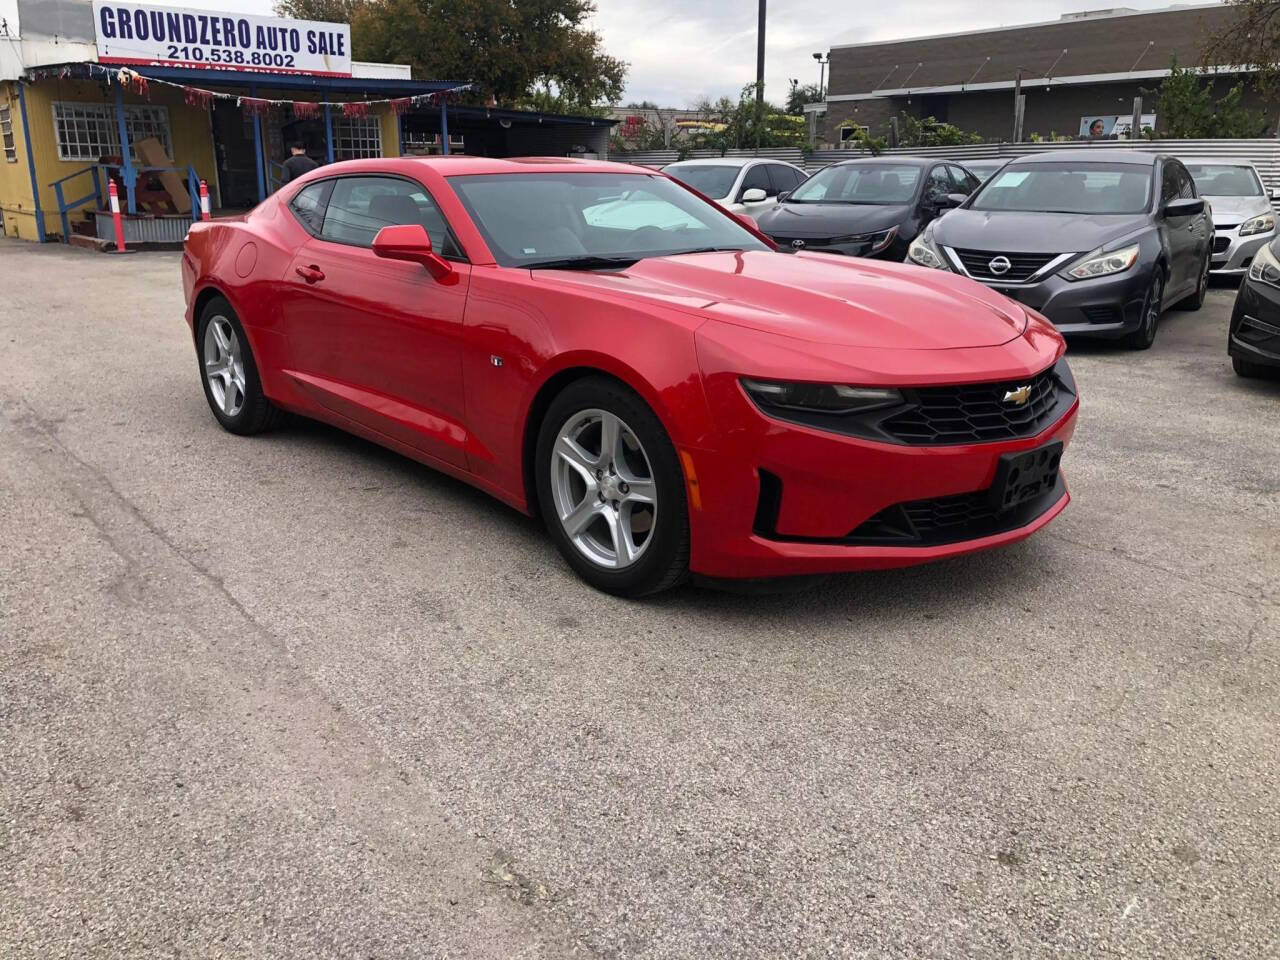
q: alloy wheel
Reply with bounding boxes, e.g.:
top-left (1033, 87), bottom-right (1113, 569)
top-left (203, 315), bottom-right (246, 418)
top-left (1144, 273), bottom-right (1163, 337)
top-left (550, 408), bottom-right (657, 569)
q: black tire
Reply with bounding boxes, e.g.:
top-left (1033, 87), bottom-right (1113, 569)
top-left (1177, 253), bottom-right (1210, 311)
top-left (535, 376), bottom-right (689, 597)
top-left (1125, 269), bottom-right (1164, 350)
top-left (196, 296), bottom-right (283, 435)
top-left (1232, 355), bottom-right (1270, 378)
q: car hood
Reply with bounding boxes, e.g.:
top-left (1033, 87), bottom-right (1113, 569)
top-left (536, 250), bottom-right (1028, 350)
top-left (1201, 194), bottom-right (1268, 226)
top-left (755, 202), bottom-right (911, 237)
top-left (933, 208), bottom-right (1149, 254)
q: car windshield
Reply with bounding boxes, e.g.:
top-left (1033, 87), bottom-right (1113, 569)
top-left (787, 163), bottom-right (921, 204)
top-left (1184, 163), bottom-right (1264, 197)
top-left (448, 172), bottom-right (768, 268)
top-left (662, 164), bottom-right (740, 200)
top-left (969, 161), bottom-right (1152, 214)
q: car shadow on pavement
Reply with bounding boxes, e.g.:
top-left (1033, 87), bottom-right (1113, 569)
top-left (269, 410), bottom-right (1053, 620)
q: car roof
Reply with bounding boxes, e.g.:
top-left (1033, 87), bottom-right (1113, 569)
top-left (832, 155), bottom-right (935, 168)
top-left (1007, 150), bottom-right (1159, 166)
top-left (395, 155), bottom-right (660, 177)
top-left (1180, 157), bottom-right (1259, 168)
top-left (663, 157), bottom-right (801, 168)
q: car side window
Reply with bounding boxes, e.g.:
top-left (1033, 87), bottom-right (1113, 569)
top-left (1161, 163), bottom-right (1181, 206)
top-left (947, 164), bottom-right (980, 194)
top-left (321, 175), bottom-right (462, 257)
top-left (289, 181), bottom-right (331, 234)
top-left (767, 164), bottom-right (802, 194)
top-left (924, 166), bottom-right (952, 202)
top-left (740, 164), bottom-right (773, 199)
top-left (1175, 163), bottom-right (1196, 199)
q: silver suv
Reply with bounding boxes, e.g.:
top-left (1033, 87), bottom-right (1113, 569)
top-left (1183, 159), bottom-right (1277, 276)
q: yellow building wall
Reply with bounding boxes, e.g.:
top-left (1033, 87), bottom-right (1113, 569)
top-left (0, 77), bottom-right (216, 241)
top-left (0, 81), bottom-right (38, 240)
top-left (0, 76), bottom-right (403, 241)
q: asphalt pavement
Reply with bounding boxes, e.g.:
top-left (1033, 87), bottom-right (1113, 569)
top-left (1, 240), bottom-right (1277, 959)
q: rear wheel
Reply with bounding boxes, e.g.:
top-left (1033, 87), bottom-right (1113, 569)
top-left (535, 377), bottom-right (689, 597)
top-left (197, 296), bottom-right (282, 435)
top-left (1125, 270), bottom-right (1164, 350)
top-left (1177, 252), bottom-right (1210, 311)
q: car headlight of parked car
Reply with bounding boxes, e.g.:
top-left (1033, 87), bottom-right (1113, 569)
top-left (1239, 213), bottom-right (1275, 236)
top-left (1247, 241), bottom-right (1280, 284)
top-left (906, 233), bottom-right (948, 270)
top-left (741, 378), bottom-right (903, 414)
top-left (1062, 244), bottom-right (1140, 281)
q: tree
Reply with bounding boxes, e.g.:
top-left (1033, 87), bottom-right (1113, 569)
top-left (785, 83), bottom-right (823, 116)
top-left (275, 0), bottom-right (627, 111)
top-left (1202, 0), bottom-right (1280, 94)
top-left (1149, 57), bottom-right (1271, 137)
top-left (895, 112), bottom-right (983, 147)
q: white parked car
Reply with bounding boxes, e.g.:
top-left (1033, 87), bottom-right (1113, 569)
top-left (661, 157), bottom-right (809, 221)
top-left (1183, 159), bottom-right (1279, 276)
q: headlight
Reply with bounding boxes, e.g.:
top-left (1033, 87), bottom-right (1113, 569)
top-left (1247, 241), bottom-right (1280, 284)
top-left (1063, 244), bottom-right (1140, 281)
top-left (741, 378), bottom-right (903, 414)
top-left (907, 233), bottom-right (948, 270)
top-left (1239, 213), bottom-right (1275, 236)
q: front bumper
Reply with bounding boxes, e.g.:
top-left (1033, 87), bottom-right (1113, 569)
top-left (1211, 228), bottom-right (1272, 275)
top-left (684, 340), bottom-right (1079, 579)
top-left (1229, 278), bottom-right (1280, 367)
top-left (959, 266), bottom-right (1152, 339)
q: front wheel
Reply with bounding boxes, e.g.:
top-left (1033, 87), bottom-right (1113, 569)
top-left (535, 377), bottom-right (689, 597)
top-left (1233, 355), bottom-right (1271, 378)
top-left (1125, 270), bottom-right (1164, 350)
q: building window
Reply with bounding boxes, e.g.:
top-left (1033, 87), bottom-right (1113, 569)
top-left (334, 117), bottom-right (382, 160)
top-left (0, 101), bottom-right (16, 162)
top-left (51, 102), bottom-right (172, 162)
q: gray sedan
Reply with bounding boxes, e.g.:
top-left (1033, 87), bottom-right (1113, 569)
top-left (1183, 160), bottom-right (1277, 276)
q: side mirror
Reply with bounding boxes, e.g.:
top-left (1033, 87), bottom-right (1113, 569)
top-left (942, 192), bottom-right (968, 208)
top-left (1270, 187), bottom-right (1280, 202)
top-left (735, 212), bottom-right (758, 229)
top-left (1163, 197), bottom-right (1205, 218)
top-left (372, 224), bottom-right (454, 281)
top-left (740, 187), bottom-right (768, 203)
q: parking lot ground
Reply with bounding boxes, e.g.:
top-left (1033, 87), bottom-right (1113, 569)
top-left (1, 239), bottom-right (1277, 959)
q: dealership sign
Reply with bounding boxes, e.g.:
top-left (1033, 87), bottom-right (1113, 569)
top-left (91, 2), bottom-right (352, 77)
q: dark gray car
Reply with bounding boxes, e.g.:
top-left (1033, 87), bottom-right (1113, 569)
top-left (905, 151), bottom-right (1212, 349)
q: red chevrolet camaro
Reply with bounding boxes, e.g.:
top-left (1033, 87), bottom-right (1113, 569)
top-left (181, 156), bottom-right (1078, 596)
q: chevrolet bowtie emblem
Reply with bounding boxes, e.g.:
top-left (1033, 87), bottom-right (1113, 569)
top-left (1003, 385), bottom-right (1032, 406)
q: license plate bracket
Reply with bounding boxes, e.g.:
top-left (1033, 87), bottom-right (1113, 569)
top-left (989, 440), bottom-right (1063, 512)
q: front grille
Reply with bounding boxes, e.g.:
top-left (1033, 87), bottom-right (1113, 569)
top-left (1213, 235), bottom-right (1232, 254)
top-left (952, 248), bottom-right (1058, 282)
top-left (1081, 305), bottom-right (1120, 325)
top-left (771, 231), bottom-right (888, 252)
top-left (845, 475), bottom-right (1065, 546)
top-left (879, 365), bottom-right (1065, 445)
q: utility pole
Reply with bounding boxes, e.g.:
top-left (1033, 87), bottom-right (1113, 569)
top-left (1011, 66), bottom-right (1024, 142)
top-left (813, 52), bottom-right (829, 99)
top-left (755, 0), bottom-right (766, 154)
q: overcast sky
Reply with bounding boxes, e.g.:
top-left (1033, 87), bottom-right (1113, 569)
top-left (5, 0), bottom-right (1220, 105)
top-left (593, 0), bottom-right (1222, 107)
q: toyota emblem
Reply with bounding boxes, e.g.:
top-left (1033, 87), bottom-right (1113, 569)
top-left (988, 255), bottom-right (1012, 276)
top-left (792, 239), bottom-right (806, 249)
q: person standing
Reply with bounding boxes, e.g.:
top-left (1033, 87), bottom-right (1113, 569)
top-left (281, 142), bottom-right (319, 184)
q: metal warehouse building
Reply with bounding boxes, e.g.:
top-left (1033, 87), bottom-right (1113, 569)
top-left (0, 0), bottom-right (613, 243)
top-left (818, 3), bottom-right (1265, 146)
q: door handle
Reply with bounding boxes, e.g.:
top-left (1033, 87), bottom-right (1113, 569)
top-left (295, 265), bottom-right (325, 284)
